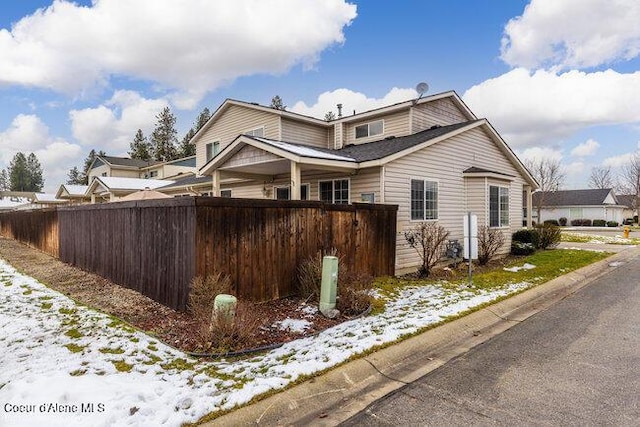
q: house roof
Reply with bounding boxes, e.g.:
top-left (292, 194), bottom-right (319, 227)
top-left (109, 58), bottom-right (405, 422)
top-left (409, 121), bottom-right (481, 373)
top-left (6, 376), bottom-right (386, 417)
top-left (157, 174), bottom-right (212, 190)
top-left (99, 156), bottom-right (161, 168)
top-left (88, 177), bottom-right (175, 193)
top-left (33, 193), bottom-right (67, 203)
top-left (56, 184), bottom-right (89, 199)
top-left (335, 121), bottom-right (478, 162)
top-left (532, 189), bottom-right (616, 207)
top-left (254, 138), bottom-right (356, 162)
top-left (616, 194), bottom-right (636, 208)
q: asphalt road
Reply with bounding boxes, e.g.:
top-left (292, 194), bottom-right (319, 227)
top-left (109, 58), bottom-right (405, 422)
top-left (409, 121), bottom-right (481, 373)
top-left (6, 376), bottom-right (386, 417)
top-left (342, 258), bottom-right (640, 426)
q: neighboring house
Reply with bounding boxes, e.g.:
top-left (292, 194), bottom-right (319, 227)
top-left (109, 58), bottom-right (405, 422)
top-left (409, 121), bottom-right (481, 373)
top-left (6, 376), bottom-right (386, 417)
top-left (616, 194), bottom-right (637, 221)
top-left (0, 196), bottom-right (31, 211)
top-left (85, 177), bottom-right (175, 203)
top-left (55, 184), bottom-right (89, 205)
top-left (190, 90), bottom-right (538, 272)
top-left (532, 188), bottom-right (626, 225)
top-left (87, 155), bottom-right (196, 182)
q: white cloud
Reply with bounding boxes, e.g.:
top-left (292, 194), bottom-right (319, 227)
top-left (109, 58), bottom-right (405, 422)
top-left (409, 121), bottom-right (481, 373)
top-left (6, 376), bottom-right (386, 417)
top-left (0, 115), bottom-right (83, 192)
top-left (0, 0), bottom-right (357, 108)
top-left (603, 152), bottom-right (635, 168)
top-left (463, 68), bottom-right (640, 148)
top-left (290, 87), bottom-right (417, 120)
top-left (69, 90), bottom-right (168, 154)
top-left (501, 0), bottom-right (640, 69)
top-left (517, 146), bottom-right (563, 163)
top-left (571, 138), bottom-right (599, 157)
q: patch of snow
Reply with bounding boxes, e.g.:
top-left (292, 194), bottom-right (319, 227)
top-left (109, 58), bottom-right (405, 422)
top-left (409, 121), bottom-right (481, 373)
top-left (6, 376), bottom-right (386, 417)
top-left (608, 261), bottom-right (625, 267)
top-left (503, 263), bottom-right (536, 272)
top-left (0, 258), bottom-right (533, 426)
top-left (272, 318), bottom-right (312, 333)
top-left (298, 304), bottom-right (318, 316)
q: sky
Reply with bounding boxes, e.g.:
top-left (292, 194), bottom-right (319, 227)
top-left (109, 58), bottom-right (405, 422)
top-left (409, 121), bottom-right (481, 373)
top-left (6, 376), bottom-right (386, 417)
top-left (1, 0), bottom-right (640, 192)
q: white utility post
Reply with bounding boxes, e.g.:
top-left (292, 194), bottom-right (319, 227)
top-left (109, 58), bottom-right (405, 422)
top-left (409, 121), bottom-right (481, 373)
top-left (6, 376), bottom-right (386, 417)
top-left (463, 212), bottom-right (478, 285)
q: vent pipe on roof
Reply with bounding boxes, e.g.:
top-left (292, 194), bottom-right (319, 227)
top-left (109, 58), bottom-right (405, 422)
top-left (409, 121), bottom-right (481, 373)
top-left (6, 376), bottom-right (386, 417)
top-left (337, 103), bottom-right (343, 118)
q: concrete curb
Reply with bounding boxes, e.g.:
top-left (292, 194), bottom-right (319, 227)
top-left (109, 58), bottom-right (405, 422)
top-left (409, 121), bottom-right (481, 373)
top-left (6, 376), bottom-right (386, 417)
top-left (203, 247), bottom-right (640, 427)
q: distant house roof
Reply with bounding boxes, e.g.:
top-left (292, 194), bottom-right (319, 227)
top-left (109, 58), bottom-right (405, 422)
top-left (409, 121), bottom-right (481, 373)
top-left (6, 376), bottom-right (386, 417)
top-left (532, 189), bottom-right (617, 207)
top-left (56, 184), bottom-right (89, 199)
top-left (616, 194), bottom-right (636, 208)
top-left (91, 177), bottom-right (175, 192)
top-left (32, 193), bottom-right (67, 204)
top-left (157, 174), bottom-right (212, 190)
top-left (254, 138), bottom-right (356, 162)
top-left (100, 156), bottom-right (161, 168)
top-left (165, 156), bottom-right (197, 168)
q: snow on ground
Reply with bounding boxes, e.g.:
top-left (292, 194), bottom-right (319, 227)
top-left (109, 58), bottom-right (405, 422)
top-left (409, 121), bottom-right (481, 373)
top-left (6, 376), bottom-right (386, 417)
top-left (272, 318), bottom-right (312, 333)
top-left (564, 232), bottom-right (638, 245)
top-left (0, 258), bottom-right (531, 427)
top-left (503, 263), bottom-right (536, 272)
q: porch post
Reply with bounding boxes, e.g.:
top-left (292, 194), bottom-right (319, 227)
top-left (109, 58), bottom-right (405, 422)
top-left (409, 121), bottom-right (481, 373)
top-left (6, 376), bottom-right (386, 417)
top-left (526, 186), bottom-right (533, 228)
top-left (290, 161), bottom-right (301, 200)
top-left (91, 193), bottom-right (96, 204)
top-left (211, 169), bottom-right (221, 197)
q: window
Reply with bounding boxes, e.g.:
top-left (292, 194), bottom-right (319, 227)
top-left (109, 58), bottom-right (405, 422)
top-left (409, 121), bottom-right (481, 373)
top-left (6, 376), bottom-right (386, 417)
top-left (275, 184), bottom-right (309, 200)
top-left (319, 179), bottom-right (350, 204)
top-left (101, 172), bottom-right (107, 177)
top-left (220, 189), bottom-right (231, 198)
top-left (149, 170), bottom-right (158, 178)
top-left (489, 186), bottom-right (509, 227)
top-left (276, 186), bottom-right (290, 200)
top-left (355, 120), bottom-right (384, 139)
top-left (410, 179), bottom-right (438, 220)
top-left (244, 127), bottom-right (265, 137)
top-left (360, 193), bottom-right (375, 203)
top-left (205, 142), bottom-right (220, 162)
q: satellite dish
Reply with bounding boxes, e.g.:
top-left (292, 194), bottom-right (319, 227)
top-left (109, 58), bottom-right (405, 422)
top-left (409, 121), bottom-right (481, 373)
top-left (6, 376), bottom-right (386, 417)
top-left (416, 82), bottom-right (429, 95)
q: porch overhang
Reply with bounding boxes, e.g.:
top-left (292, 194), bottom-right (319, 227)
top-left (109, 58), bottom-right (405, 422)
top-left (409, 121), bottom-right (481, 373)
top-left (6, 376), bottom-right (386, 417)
top-left (199, 135), bottom-right (358, 178)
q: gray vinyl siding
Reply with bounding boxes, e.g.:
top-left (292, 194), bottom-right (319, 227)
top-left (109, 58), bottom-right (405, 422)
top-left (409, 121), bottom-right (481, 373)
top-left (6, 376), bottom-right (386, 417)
top-left (221, 145), bottom-right (281, 168)
top-left (411, 97), bottom-right (469, 132)
top-left (281, 118), bottom-right (328, 148)
top-left (385, 126), bottom-right (526, 271)
top-left (343, 110), bottom-right (410, 146)
top-left (195, 105), bottom-right (280, 170)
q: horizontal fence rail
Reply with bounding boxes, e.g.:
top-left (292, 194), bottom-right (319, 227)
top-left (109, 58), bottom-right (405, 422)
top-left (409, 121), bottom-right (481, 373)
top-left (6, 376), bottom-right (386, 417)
top-left (0, 197), bottom-right (397, 311)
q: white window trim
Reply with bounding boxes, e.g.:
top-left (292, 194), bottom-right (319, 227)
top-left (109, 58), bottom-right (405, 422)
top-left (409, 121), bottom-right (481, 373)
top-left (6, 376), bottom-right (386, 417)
top-left (301, 183), bottom-right (310, 201)
top-left (318, 178), bottom-right (351, 204)
top-left (488, 184), bottom-right (510, 228)
top-left (354, 119), bottom-right (384, 139)
top-left (220, 189), bottom-right (232, 198)
top-left (244, 126), bottom-right (266, 137)
top-left (409, 177), bottom-right (439, 222)
top-left (274, 185), bottom-right (291, 200)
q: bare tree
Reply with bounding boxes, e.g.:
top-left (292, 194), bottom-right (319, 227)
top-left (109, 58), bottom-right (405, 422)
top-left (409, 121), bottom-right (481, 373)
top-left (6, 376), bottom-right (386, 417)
top-left (477, 226), bottom-right (505, 265)
top-left (588, 166), bottom-right (614, 189)
top-left (620, 152), bottom-right (640, 217)
top-left (525, 158), bottom-right (565, 222)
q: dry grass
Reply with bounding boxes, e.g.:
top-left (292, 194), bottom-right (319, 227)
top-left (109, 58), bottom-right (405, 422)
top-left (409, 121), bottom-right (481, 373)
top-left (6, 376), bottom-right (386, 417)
top-left (296, 248), bottom-right (347, 300)
top-left (337, 271), bottom-right (374, 316)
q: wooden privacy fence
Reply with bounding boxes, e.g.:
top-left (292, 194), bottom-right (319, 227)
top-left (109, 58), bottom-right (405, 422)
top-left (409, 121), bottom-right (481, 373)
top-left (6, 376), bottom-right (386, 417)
top-left (0, 208), bottom-right (59, 257)
top-left (0, 197), bottom-right (397, 311)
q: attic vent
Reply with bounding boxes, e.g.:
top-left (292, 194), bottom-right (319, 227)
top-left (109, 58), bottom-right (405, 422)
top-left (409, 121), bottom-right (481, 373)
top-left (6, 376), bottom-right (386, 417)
top-left (429, 124), bottom-right (442, 130)
top-left (385, 136), bottom-right (396, 140)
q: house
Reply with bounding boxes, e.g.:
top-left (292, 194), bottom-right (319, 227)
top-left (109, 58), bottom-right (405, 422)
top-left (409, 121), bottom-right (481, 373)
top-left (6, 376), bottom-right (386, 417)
top-left (190, 90), bottom-right (538, 272)
top-left (55, 184), bottom-right (89, 204)
top-left (85, 176), bottom-right (175, 203)
top-left (87, 155), bottom-right (196, 182)
top-left (532, 188), bottom-right (626, 225)
top-left (616, 194), bottom-right (637, 221)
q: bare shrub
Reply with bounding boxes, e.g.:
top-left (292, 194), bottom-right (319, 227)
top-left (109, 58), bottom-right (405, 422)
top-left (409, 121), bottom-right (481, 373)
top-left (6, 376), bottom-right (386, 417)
top-left (188, 273), bottom-right (233, 320)
top-left (297, 248), bottom-right (346, 300)
top-left (209, 300), bottom-right (262, 352)
top-left (536, 223), bottom-right (562, 249)
top-left (477, 225), bottom-right (506, 265)
top-left (404, 222), bottom-right (450, 277)
top-left (337, 271), bottom-right (374, 316)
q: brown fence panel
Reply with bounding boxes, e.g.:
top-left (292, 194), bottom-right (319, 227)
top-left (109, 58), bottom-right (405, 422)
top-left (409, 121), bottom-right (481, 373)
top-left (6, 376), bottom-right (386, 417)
top-left (0, 209), bottom-right (59, 257)
top-left (58, 198), bottom-right (196, 310)
top-left (195, 198), bottom-right (397, 302)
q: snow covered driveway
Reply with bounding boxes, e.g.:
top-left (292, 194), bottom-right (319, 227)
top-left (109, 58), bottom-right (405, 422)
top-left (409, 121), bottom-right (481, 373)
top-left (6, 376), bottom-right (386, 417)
top-left (0, 258), bottom-right (530, 426)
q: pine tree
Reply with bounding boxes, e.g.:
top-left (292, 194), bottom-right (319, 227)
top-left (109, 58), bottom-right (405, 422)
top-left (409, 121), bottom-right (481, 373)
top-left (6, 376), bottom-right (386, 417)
top-left (270, 95), bottom-right (286, 110)
top-left (178, 107), bottom-right (211, 158)
top-left (66, 167), bottom-right (83, 185)
top-left (0, 169), bottom-right (8, 191)
top-left (77, 149), bottom-right (106, 185)
top-left (26, 153), bottom-right (44, 192)
top-left (150, 107), bottom-right (178, 162)
top-left (8, 153), bottom-right (30, 191)
top-left (129, 129), bottom-right (152, 161)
